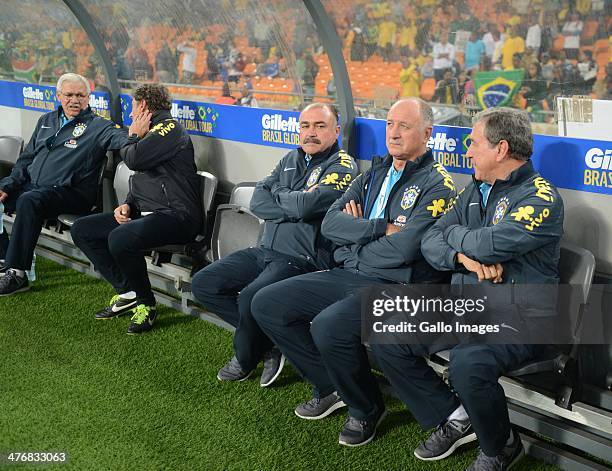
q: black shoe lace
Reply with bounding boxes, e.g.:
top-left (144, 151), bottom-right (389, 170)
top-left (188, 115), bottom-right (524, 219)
top-left (438, 422), bottom-right (453, 438)
top-left (473, 449), bottom-right (503, 470)
top-left (345, 416), bottom-right (366, 431)
top-left (307, 397), bottom-right (322, 407)
top-left (0, 270), bottom-right (17, 288)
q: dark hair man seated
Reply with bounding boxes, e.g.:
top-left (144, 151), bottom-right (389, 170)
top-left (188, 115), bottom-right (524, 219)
top-left (190, 103), bottom-right (358, 388)
top-left (251, 98), bottom-right (456, 447)
top-left (372, 107), bottom-right (564, 470)
top-left (71, 84), bottom-right (202, 335)
top-left (0, 73), bottom-right (128, 296)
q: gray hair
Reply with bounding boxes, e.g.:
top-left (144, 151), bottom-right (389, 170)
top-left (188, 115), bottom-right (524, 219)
top-left (473, 107), bottom-right (533, 161)
top-left (415, 98), bottom-right (434, 127)
top-left (56, 73), bottom-right (91, 95)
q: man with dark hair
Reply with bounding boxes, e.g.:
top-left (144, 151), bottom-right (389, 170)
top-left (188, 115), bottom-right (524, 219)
top-left (372, 107), bottom-right (564, 470)
top-left (251, 98), bottom-right (456, 447)
top-left (0, 73), bottom-right (128, 296)
top-left (191, 103), bottom-right (358, 387)
top-left (71, 83), bottom-right (202, 335)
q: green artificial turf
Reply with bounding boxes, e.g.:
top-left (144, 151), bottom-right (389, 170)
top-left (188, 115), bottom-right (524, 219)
top-left (0, 257), bottom-right (559, 470)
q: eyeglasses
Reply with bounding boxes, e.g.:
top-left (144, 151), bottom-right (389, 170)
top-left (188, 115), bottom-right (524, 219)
top-left (61, 92), bottom-right (89, 99)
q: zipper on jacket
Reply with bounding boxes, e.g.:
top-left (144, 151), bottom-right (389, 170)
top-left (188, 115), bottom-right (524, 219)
top-left (383, 166), bottom-right (417, 219)
top-left (34, 125), bottom-right (65, 185)
top-left (161, 183), bottom-right (171, 207)
top-left (363, 169), bottom-right (376, 217)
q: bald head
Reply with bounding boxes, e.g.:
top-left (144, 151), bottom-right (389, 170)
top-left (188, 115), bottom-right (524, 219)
top-left (299, 103), bottom-right (340, 155)
top-left (389, 98), bottom-right (434, 128)
top-left (385, 99), bottom-right (434, 167)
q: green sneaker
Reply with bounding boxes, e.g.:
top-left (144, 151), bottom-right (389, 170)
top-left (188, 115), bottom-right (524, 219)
top-left (95, 294), bottom-right (138, 320)
top-left (127, 304), bottom-right (157, 335)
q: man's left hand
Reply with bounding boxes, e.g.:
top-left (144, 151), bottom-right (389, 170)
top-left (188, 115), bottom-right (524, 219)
top-left (343, 199), bottom-right (363, 218)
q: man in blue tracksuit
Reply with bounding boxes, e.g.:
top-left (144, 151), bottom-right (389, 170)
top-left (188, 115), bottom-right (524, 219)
top-left (0, 73), bottom-right (128, 296)
top-left (191, 103), bottom-right (358, 387)
top-left (372, 108), bottom-right (564, 470)
top-left (252, 98), bottom-right (456, 447)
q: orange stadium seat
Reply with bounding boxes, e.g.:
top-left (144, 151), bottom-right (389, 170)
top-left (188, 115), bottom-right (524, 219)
top-left (244, 63), bottom-right (257, 75)
top-left (553, 36), bottom-right (565, 52)
top-left (581, 20), bottom-right (599, 45)
top-left (420, 78), bottom-right (436, 101)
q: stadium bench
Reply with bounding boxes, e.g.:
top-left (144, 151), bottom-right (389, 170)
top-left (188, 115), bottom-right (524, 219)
top-left (209, 182), bottom-right (263, 261)
top-left (0, 135), bottom-right (23, 178)
top-left (431, 240), bottom-right (596, 409)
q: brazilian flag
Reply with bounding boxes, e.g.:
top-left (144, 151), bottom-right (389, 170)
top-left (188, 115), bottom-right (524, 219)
top-left (475, 70), bottom-right (524, 109)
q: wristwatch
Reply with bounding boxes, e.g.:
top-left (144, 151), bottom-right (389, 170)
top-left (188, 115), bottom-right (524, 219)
top-left (129, 133), bottom-right (139, 139)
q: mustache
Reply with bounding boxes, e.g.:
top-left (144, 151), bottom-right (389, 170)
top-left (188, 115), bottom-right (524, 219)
top-left (303, 138), bottom-right (321, 144)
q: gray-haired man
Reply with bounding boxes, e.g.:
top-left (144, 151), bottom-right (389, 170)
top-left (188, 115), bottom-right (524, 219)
top-left (373, 108), bottom-right (564, 470)
top-left (0, 73), bottom-right (128, 295)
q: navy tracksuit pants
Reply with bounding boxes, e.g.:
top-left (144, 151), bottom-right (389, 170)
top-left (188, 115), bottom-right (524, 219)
top-left (371, 341), bottom-right (542, 456)
top-left (3, 184), bottom-right (92, 270)
top-left (251, 268), bottom-right (388, 422)
top-left (191, 247), bottom-right (313, 371)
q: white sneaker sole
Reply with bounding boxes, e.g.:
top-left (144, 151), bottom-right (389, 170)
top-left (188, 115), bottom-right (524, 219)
top-left (413, 431), bottom-right (478, 461)
top-left (0, 285), bottom-right (30, 296)
top-left (294, 398), bottom-right (347, 420)
top-left (217, 369), bottom-right (253, 382)
top-left (260, 355), bottom-right (285, 388)
top-left (339, 409), bottom-right (388, 447)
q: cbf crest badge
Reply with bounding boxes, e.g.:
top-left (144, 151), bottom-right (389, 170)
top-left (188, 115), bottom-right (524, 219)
top-left (492, 197), bottom-right (509, 225)
top-left (72, 123), bottom-right (87, 137)
top-left (307, 166), bottom-right (322, 187)
top-left (401, 185), bottom-right (420, 210)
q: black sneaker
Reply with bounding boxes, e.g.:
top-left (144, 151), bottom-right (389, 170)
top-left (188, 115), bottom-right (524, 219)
top-left (294, 392), bottom-right (346, 420)
top-left (0, 269), bottom-right (29, 296)
top-left (338, 407), bottom-right (388, 447)
top-left (126, 304), bottom-right (157, 335)
top-left (95, 294), bottom-right (138, 320)
top-left (414, 417), bottom-right (477, 461)
top-left (217, 356), bottom-right (253, 382)
top-left (260, 348), bottom-right (285, 387)
top-left (467, 428), bottom-right (524, 471)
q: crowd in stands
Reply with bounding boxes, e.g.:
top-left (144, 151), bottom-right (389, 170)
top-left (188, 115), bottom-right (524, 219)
top-left (0, 0), bottom-right (610, 117)
top-left (329, 0), bottom-right (611, 120)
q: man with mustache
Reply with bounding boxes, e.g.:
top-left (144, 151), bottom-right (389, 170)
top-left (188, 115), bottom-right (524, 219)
top-left (0, 73), bottom-right (128, 295)
top-left (191, 103), bottom-right (358, 387)
top-left (251, 98), bottom-right (456, 447)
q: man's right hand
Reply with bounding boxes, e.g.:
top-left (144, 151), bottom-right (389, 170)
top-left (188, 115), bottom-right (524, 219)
top-left (0, 190), bottom-right (8, 202)
top-left (114, 203), bottom-right (131, 224)
top-left (457, 253), bottom-right (503, 283)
